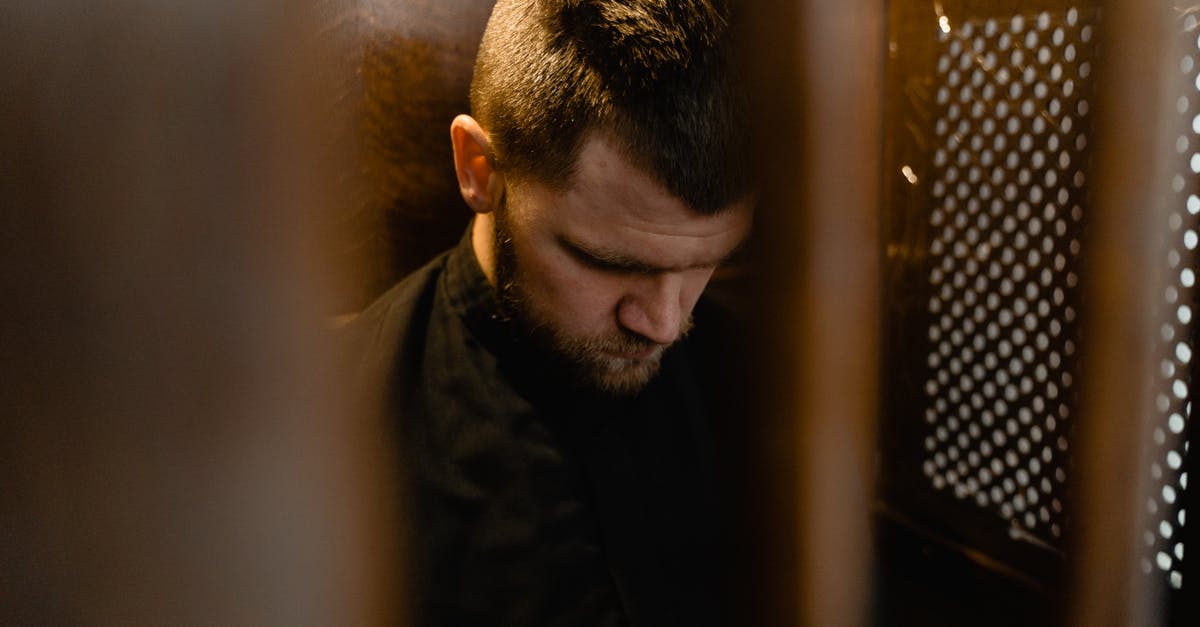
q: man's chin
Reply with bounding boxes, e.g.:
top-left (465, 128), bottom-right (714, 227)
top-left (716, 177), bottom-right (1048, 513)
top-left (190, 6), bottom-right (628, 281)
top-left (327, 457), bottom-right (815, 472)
top-left (579, 350), bottom-right (665, 397)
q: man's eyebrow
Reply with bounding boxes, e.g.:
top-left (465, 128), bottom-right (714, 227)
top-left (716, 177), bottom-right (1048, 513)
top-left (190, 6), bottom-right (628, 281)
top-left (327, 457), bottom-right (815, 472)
top-left (558, 235), bottom-right (747, 274)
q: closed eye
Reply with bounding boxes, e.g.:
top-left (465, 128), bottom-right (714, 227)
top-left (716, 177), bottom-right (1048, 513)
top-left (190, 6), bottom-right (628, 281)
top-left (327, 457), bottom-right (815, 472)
top-left (559, 237), bottom-right (661, 275)
top-left (557, 234), bottom-right (742, 275)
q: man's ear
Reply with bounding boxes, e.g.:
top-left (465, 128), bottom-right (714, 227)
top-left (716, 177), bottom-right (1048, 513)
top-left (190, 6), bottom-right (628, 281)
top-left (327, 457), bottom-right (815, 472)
top-left (450, 114), bottom-right (503, 214)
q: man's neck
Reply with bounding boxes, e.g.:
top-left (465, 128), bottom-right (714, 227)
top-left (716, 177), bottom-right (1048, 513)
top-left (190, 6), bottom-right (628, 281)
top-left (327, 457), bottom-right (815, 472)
top-left (471, 213), bottom-right (498, 288)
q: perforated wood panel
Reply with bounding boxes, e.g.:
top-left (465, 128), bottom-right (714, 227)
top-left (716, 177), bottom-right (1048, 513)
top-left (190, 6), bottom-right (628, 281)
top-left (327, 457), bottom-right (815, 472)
top-left (879, 2), bottom-right (1101, 588)
top-left (882, 3), bottom-right (1198, 623)
top-left (918, 7), bottom-right (1095, 548)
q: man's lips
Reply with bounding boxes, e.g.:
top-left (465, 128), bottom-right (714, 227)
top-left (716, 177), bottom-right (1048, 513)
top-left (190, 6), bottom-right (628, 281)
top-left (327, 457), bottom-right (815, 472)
top-left (604, 345), bottom-right (661, 360)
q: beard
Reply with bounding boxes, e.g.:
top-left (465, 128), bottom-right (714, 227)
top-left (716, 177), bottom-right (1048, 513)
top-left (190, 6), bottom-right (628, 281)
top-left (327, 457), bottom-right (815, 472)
top-left (492, 201), bottom-right (692, 397)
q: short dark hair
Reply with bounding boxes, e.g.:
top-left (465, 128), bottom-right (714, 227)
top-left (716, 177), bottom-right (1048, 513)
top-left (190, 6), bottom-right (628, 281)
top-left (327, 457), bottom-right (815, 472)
top-left (470, 0), bottom-right (752, 214)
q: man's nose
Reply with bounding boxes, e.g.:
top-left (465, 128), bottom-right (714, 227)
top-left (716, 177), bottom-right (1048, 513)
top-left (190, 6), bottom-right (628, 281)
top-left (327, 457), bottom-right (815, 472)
top-left (616, 274), bottom-right (686, 345)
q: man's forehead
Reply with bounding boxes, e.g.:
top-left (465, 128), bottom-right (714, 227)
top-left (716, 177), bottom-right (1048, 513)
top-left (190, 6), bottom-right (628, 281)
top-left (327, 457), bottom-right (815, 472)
top-left (564, 135), bottom-right (755, 230)
top-left (505, 131), bottom-right (754, 272)
top-left (572, 132), bottom-right (746, 193)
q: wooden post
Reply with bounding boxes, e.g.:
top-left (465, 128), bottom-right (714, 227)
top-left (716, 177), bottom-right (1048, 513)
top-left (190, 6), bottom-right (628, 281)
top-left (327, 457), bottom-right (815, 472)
top-left (742, 1), bottom-right (885, 625)
top-left (0, 2), bottom-right (396, 624)
top-left (1069, 0), bottom-right (1177, 625)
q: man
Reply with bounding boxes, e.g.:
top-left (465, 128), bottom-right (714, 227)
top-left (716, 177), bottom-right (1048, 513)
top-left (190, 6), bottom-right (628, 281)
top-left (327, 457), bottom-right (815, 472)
top-left (347, 0), bottom-right (756, 624)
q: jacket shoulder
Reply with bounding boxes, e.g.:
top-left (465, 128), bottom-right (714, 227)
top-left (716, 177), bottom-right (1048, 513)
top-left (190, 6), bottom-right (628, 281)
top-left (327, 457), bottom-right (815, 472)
top-left (339, 253), bottom-right (449, 396)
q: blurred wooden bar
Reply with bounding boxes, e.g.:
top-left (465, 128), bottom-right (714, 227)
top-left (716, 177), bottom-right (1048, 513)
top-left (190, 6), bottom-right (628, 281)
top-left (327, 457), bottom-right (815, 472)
top-left (0, 2), bottom-right (395, 625)
top-left (742, 1), bottom-right (884, 625)
top-left (1068, 0), bottom-right (1176, 625)
top-left (792, 2), bottom-right (885, 626)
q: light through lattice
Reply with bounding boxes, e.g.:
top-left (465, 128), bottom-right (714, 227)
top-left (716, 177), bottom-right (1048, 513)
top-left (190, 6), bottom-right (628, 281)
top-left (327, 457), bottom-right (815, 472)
top-left (920, 8), bottom-right (1094, 546)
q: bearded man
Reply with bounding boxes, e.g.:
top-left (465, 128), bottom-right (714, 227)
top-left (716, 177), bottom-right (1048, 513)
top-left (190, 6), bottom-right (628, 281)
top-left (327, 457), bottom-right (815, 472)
top-left (346, 1), bottom-right (756, 624)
